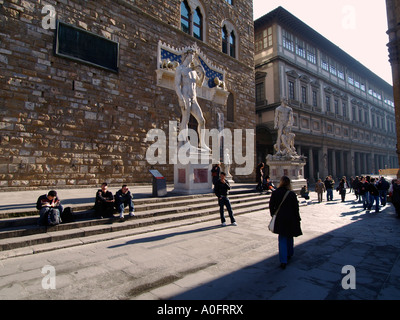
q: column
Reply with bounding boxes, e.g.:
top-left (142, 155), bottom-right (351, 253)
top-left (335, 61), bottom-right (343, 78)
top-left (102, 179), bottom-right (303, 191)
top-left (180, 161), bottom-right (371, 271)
top-left (339, 150), bottom-right (344, 178)
top-left (368, 153), bottom-right (372, 174)
top-left (355, 152), bottom-right (360, 176)
top-left (372, 153), bottom-right (377, 174)
top-left (308, 148), bottom-right (314, 183)
top-left (331, 149), bottom-right (337, 179)
top-left (362, 153), bottom-right (368, 175)
top-left (343, 152), bottom-right (349, 177)
top-left (321, 146), bottom-right (328, 179)
top-left (350, 149), bottom-right (355, 176)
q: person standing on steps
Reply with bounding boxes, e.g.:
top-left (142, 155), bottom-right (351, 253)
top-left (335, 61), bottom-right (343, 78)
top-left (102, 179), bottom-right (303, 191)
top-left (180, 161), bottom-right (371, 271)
top-left (269, 176), bottom-right (302, 269)
top-left (214, 172), bottom-right (237, 227)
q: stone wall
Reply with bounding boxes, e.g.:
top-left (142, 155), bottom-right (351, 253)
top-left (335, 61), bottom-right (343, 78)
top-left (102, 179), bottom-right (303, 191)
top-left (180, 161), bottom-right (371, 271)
top-left (386, 0), bottom-right (400, 174)
top-left (0, 0), bottom-right (255, 190)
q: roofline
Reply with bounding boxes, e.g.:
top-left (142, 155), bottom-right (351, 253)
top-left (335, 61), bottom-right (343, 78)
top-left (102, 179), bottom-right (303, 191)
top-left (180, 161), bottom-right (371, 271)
top-left (254, 6), bottom-right (393, 93)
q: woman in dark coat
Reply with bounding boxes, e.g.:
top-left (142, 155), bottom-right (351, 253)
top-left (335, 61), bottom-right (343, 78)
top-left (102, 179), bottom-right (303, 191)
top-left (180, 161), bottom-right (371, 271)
top-left (269, 176), bottom-right (302, 269)
top-left (391, 179), bottom-right (400, 218)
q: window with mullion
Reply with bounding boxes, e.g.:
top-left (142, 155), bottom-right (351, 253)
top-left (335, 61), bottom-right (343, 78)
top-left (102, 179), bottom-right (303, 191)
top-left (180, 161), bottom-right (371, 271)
top-left (181, 0), bottom-right (191, 35)
top-left (193, 8), bottom-right (202, 40)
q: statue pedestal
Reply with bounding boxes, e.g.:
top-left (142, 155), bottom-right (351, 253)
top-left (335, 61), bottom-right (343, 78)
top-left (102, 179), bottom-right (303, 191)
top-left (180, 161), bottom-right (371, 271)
top-left (222, 163), bottom-right (234, 184)
top-left (266, 154), bottom-right (307, 193)
top-left (173, 148), bottom-right (213, 195)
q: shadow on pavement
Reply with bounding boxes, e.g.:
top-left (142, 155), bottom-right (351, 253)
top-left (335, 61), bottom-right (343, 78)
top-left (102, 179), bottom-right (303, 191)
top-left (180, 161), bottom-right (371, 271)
top-left (108, 225), bottom-right (222, 248)
top-left (166, 202), bottom-right (400, 300)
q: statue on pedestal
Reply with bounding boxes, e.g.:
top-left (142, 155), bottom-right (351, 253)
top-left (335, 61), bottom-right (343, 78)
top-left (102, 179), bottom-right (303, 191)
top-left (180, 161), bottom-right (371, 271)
top-left (266, 99), bottom-right (306, 193)
top-left (172, 47), bottom-right (212, 195)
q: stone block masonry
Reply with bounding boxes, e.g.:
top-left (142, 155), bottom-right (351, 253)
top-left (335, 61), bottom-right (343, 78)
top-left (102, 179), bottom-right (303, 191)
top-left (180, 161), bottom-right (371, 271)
top-left (0, 0), bottom-right (255, 190)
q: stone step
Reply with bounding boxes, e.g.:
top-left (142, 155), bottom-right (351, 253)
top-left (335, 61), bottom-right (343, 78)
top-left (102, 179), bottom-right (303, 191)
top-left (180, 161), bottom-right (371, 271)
top-left (0, 191), bottom-right (265, 229)
top-left (0, 201), bottom-right (270, 260)
top-left (0, 195), bottom-right (269, 243)
top-left (0, 186), bottom-right (257, 219)
top-left (0, 192), bottom-right (271, 254)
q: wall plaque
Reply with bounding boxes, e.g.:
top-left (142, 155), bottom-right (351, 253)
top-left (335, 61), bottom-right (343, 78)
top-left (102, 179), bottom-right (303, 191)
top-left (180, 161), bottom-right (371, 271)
top-left (55, 21), bottom-right (119, 72)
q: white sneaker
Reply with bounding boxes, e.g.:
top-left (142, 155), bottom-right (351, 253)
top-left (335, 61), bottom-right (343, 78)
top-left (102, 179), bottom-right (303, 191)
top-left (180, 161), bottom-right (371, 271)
top-left (129, 212), bottom-right (135, 217)
top-left (232, 222), bottom-right (237, 226)
top-left (221, 222), bottom-right (226, 227)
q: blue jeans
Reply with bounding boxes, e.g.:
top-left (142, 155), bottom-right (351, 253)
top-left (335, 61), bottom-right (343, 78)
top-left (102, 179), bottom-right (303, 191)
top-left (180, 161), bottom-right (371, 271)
top-left (278, 235), bottom-right (294, 264)
top-left (326, 189), bottom-right (333, 201)
top-left (218, 196), bottom-right (235, 223)
top-left (368, 195), bottom-right (380, 212)
top-left (116, 199), bottom-right (134, 215)
top-left (379, 190), bottom-right (387, 206)
top-left (361, 193), bottom-right (368, 209)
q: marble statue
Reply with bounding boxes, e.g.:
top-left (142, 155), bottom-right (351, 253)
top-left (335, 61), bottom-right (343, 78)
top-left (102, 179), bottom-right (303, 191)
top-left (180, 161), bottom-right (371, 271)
top-left (174, 48), bottom-right (210, 152)
top-left (223, 148), bottom-right (232, 178)
top-left (273, 99), bottom-right (299, 159)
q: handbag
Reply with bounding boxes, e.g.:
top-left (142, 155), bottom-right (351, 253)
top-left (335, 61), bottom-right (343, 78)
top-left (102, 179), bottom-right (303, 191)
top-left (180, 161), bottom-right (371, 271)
top-left (268, 190), bottom-right (290, 233)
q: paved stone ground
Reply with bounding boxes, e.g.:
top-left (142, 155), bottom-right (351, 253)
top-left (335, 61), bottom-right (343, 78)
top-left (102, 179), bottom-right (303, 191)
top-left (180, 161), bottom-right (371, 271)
top-left (0, 190), bottom-right (400, 302)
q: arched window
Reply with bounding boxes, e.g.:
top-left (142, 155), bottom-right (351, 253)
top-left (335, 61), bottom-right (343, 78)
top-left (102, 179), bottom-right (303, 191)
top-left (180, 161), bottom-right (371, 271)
top-left (221, 21), bottom-right (237, 59)
top-left (222, 26), bottom-right (228, 55)
top-left (193, 8), bottom-right (202, 40)
top-left (180, 1), bottom-right (204, 41)
top-left (181, 0), bottom-right (191, 35)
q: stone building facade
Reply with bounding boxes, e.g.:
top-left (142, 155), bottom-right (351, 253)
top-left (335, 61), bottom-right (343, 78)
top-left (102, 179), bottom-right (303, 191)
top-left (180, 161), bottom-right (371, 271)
top-left (0, 0), bottom-right (255, 189)
top-left (255, 7), bottom-right (398, 183)
top-left (386, 0), bottom-right (400, 175)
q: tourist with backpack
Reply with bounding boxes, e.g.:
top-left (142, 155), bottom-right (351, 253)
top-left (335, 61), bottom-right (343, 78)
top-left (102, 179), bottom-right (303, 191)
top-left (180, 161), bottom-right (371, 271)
top-left (36, 190), bottom-right (63, 226)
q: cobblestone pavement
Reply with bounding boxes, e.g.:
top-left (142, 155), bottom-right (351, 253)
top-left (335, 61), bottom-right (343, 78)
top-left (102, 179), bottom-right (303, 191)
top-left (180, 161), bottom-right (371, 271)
top-left (1, 190), bottom-right (400, 301)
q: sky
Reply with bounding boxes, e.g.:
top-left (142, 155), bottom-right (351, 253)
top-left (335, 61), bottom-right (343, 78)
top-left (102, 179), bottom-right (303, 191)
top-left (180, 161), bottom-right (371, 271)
top-left (253, 0), bottom-right (393, 85)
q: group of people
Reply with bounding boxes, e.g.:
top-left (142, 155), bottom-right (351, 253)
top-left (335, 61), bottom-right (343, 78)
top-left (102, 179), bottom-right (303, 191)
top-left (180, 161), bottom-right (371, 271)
top-left (351, 175), bottom-right (400, 215)
top-left (36, 168), bottom-right (400, 271)
top-left (94, 183), bottom-right (135, 220)
top-left (36, 183), bottom-right (135, 225)
top-left (313, 175), bottom-right (337, 203)
top-left (312, 174), bottom-right (400, 216)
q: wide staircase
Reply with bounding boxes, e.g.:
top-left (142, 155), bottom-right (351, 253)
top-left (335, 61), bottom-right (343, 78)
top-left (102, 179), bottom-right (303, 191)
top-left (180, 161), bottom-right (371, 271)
top-left (0, 186), bottom-right (270, 259)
